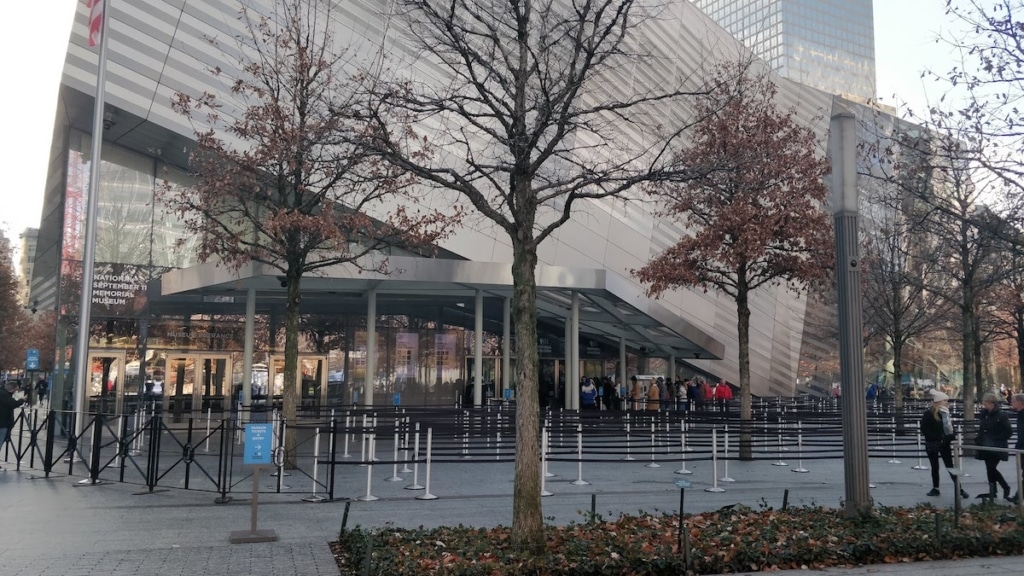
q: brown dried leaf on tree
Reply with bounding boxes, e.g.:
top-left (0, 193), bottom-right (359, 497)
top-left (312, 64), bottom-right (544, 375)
top-left (157, 0), bottom-right (461, 467)
top-left (634, 62), bottom-right (834, 455)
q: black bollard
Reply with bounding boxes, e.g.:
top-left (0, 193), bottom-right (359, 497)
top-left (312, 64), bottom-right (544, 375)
top-left (340, 500), bottom-right (351, 537)
top-left (782, 488), bottom-right (789, 511)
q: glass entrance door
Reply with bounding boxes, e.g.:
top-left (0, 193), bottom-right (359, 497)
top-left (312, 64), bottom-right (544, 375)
top-left (270, 355), bottom-right (328, 416)
top-left (197, 355), bottom-right (231, 413)
top-left (153, 353), bottom-right (233, 423)
top-left (465, 357), bottom-right (499, 403)
top-left (87, 350), bottom-right (127, 415)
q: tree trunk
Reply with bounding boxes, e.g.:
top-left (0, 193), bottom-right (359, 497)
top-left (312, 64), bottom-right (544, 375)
top-left (892, 341), bottom-right (903, 410)
top-left (736, 281), bottom-right (753, 460)
top-left (1016, 311), bottom-right (1024, 391)
top-left (283, 274), bottom-right (301, 469)
top-left (973, 312), bottom-right (985, 398)
top-left (893, 343), bottom-right (906, 436)
top-left (510, 240), bottom-right (543, 553)
top-left (962, 302), bottom-right (976, 420)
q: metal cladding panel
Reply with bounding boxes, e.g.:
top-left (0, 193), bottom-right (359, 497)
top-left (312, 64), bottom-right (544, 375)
top-left (56, 0), bottom-right (851, 395)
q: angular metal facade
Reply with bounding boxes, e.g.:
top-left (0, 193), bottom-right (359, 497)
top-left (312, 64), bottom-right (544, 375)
top-left (36, 0), bottom-right (860, 397)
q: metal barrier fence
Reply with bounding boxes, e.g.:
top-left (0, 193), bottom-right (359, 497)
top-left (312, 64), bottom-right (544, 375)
top-left (1, 397), bottom-right (1019, 508)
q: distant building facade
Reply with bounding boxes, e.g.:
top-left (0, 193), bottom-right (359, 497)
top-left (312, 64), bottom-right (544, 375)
top-left (18, 228), bottom-right (38, 306)
top-left (693, 0), bottom-right (876, 101)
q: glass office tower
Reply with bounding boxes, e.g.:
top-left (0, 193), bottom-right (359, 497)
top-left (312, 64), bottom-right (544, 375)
top-left (693, 0), bottom-right (876, 100)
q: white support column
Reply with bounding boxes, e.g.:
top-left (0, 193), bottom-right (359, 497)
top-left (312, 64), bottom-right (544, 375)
top-left (365, 289), bottom-right (376, 407)
top-left (571, 291), bottom-right (580, 410)
top-left (502, 297), bottom-right (511, 399)
top-left (474, 290), bottom-right (483, 406)
top-left (242, 287), bottom-right (256, 424)
top-left (564, 319), bottom-right (572, 410)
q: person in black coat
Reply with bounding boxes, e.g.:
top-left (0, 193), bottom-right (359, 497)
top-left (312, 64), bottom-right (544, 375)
top-left (920, 390), bottom-right (967, 498)
top-left (0, 380), bottom-right (27, 449)
top-left (1010, 393), bottom-right (1024, 501)
top-left (975, 391), bottom-right (1014, 501)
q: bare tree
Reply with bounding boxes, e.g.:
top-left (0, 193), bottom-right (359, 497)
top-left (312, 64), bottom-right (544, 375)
top-left (860, 177), bottom-right (949, 411)
top-left (879, 125), bottom-right (1006, 416)
top-left (988, 244), bottom-right (1024, 388)
top-left (361, 0), bottom-right (723, 550)
top-left (634, 63), bottom-right (833, 459)
top-left (160, 0), bottom-right (457, 466)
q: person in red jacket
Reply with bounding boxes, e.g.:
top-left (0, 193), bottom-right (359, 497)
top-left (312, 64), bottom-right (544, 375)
top-left (715, 380), bottom-right (733, 413)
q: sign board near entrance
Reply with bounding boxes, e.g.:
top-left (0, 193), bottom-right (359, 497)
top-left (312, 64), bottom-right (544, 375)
top-left (25, 349), bottom-right (39, 371)
top-left (244, 423), bottom-right (273, 465)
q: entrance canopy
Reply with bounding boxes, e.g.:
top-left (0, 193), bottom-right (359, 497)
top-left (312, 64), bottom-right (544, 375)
top-left (159, 255), bottom-right (724, 361)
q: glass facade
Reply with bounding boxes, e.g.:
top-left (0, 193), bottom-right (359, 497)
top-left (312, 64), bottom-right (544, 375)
top-left (694, 0), bottom-right (876, 100)
top-left (58, 132), bottom-right (550, 413)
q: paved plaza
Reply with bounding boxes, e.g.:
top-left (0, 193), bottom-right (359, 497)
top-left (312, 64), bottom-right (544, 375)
top-left (1, 436), bottom-right (1023, 575)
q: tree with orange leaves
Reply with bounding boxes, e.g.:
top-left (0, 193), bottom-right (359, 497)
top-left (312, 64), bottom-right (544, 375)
top-left (635, 63), bottom-right (834, 458)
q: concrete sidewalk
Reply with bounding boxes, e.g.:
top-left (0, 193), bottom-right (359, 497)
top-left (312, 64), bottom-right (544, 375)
top-left (1, 452), bottom-right (1022, 575)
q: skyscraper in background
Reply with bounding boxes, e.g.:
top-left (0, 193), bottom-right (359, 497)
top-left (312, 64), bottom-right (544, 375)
top-left (693, 0), bottom-right (876, 101)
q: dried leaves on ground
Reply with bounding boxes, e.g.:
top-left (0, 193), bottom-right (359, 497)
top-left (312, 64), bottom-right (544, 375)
top-left (332, 503), bottom-right (1024, 575)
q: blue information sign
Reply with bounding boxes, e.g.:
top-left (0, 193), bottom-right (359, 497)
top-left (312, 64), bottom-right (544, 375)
top-left (244, 423), bottom-right (273, 465)
top-left (674, 479), bottom-right (693, 489)
top-left (503, 388), bottom-right (513, 400)
top-left (393, 393), bottom-right (401, 406)
top-left (25, 349), bottom-right (39, 371)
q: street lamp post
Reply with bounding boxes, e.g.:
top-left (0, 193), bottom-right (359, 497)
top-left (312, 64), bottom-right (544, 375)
top-left (830, 109), bottom-right (872, 517)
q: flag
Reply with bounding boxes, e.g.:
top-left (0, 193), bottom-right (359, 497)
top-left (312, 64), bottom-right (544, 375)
top-left (87, 0), bottom-right (104, 47)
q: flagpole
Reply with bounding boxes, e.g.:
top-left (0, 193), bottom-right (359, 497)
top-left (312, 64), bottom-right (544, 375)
top-left (73, 0), bottom-right (111, 438)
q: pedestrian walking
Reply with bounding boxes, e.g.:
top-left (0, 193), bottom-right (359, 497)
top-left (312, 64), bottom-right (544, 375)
top-left (657, 377), bottom-right (669, 412)
top-left (646, 379), bottom-right (660, 412)
top-left (920, 390), bottom-right (967, 498)
top-left (0, 380), bottom-right (27, 468)
top-left (686, 379), bottom-right (698, 412)
top-left (580, 378), bottom-right (598, 410)
top-left (1010, 392), bottom-right (1024, 501)
top-left (629, 376), bottom-right (643, 411)
top-left (975, 391), bottom-right (1014, 501)
top-left (34, 377), bottom-right (49, 407)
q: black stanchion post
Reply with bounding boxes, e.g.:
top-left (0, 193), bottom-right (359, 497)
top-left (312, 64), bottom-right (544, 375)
top-left (340, 500), bottom-right (351, 536)
top-left (677, 488), bottom-right (684, 552)
top-left (227, 417), bottom-right (237, 494)
top-left (66, 412), bottom-right (78, 476)
top-left (15, 411), bottom-right (26, 470)
top-left (328, 417), bottom-right (338, 502)
top-left (184, 417), bottom-right (195, 490)
top-left (28, 408), bottom-right (38, 469)
top-left (216, 418), bottom-right (232, 503)
top-left (43, 410), bottom-right (56, 477)
top-left (275, 415), bottom-right (287, 494)
top-left (89, 413), bottom-right (104, 484)
top-left (119, 413), bottom-right (130, 482)
top-left (147, 414), bottom-right (161, 492)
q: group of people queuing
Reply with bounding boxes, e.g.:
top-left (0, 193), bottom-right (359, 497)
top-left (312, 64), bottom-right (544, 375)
top-left (920, 387), bottom-right (1024, 501)
top-left (574, 374), bottom-right (734, 412)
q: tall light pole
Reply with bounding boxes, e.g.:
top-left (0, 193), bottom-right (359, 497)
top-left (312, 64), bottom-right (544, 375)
top-left (830, 109), bottom-right (872, 517)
